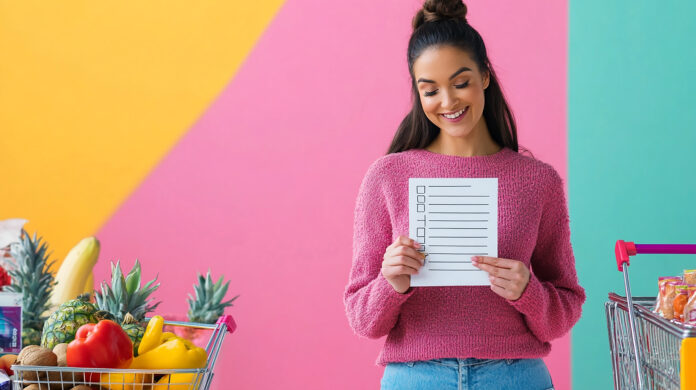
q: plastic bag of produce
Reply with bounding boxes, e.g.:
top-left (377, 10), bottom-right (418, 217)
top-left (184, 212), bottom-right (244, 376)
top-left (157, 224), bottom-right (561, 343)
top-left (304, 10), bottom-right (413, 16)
top-left (673, 285), bottom-right (696, 322)
top-left (655, 277), bottom-right (682, 319)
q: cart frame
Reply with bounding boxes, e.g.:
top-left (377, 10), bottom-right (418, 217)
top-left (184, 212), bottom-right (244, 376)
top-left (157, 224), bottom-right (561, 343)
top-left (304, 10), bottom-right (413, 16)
top-left (608, 240), bottom-right (696, 390)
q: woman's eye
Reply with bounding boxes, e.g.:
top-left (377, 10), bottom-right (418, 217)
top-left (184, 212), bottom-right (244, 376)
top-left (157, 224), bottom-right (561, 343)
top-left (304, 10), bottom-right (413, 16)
top-left (424, 90), bottom-right (438, 97)
top-left (455, 81), bottom-right (469, 89)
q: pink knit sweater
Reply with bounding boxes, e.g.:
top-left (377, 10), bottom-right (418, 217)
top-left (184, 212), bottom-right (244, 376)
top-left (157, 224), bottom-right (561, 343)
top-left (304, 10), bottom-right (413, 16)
top-left (344, 147), bottom-right (585, 365)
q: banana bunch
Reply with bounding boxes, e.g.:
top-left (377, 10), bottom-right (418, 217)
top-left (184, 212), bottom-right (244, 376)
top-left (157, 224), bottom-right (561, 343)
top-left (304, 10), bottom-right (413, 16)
top-left (50, 237), bottom-right (100, 310)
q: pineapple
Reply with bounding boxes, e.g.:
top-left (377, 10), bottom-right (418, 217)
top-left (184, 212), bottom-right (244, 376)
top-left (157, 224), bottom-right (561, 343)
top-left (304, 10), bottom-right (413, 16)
top-left (41, 294), bottom-right (98, 349)
top-left (121, 312), bottom-right (145, 355)
top-left (187, 271), bottom-right (238, 324)
top-left (95, 260), bottom-right (159, 353)
top-left (22, 328), bottom-right (41, 347)
top-left (5, 231), bottom-right (56, 346)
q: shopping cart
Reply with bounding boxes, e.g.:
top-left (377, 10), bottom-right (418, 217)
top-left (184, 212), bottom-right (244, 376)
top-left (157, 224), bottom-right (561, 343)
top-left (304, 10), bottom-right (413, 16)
top-left (606, 240), bottom-right (696, 390)
top-left (10, 314), bottom-right (236, 390)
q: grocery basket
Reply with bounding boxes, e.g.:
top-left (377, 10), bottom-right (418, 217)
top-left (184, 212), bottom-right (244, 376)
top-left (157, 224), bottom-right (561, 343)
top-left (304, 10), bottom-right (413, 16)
top-left (606, 240), bottom-right (696, 390)
top-left (10, 314), bottom-right (236, 390)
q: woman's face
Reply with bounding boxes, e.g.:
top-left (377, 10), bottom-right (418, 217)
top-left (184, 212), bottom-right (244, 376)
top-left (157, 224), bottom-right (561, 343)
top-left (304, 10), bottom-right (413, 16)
top-left (412, 45), bottom-right (489, 139)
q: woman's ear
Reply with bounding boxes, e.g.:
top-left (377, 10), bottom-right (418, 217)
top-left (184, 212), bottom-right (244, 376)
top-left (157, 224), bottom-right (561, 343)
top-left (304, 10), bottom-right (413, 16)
top-left (483, 70), bottom-right (490, 90)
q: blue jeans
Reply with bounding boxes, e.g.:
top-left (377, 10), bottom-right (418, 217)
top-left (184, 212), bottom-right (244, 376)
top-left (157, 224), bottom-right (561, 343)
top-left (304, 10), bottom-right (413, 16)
top-left (381, 358), bottom-right (554, 390)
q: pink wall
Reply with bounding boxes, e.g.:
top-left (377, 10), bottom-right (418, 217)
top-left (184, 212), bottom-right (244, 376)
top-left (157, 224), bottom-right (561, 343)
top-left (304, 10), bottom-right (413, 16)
top-left (95, 0), bottom-right (569, 388)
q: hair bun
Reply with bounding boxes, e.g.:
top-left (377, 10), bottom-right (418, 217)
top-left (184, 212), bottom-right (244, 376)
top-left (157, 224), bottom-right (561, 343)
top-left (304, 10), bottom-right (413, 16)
top-left (412, 0), bottom-right (468, 30)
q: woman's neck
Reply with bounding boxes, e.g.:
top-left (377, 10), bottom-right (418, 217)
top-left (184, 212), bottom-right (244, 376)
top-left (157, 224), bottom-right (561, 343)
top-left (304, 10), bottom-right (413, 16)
top-left (426, 121), bottom-right (501, 157)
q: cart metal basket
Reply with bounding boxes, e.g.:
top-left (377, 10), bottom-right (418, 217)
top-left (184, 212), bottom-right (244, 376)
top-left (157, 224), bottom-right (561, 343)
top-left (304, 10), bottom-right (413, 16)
top-left (607, 241), bottom-right (696, 390)
top-left (10, 314), bottom-right (236, 390)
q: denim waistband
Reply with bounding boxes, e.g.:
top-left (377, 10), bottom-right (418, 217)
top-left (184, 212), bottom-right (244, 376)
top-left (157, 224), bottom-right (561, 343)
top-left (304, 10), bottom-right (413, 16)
top-left (424, 358), bottom-right (519, 368)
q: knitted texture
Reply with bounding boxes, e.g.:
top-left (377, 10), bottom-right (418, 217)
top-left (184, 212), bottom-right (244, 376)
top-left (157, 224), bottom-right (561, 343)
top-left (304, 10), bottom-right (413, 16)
top-left (344, 147), bottom-right (586, 365)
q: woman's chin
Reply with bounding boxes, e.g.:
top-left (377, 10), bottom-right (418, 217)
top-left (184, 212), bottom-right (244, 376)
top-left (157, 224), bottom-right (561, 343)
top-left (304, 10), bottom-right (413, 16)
top-left (439, 126), bottom-right (474, 138)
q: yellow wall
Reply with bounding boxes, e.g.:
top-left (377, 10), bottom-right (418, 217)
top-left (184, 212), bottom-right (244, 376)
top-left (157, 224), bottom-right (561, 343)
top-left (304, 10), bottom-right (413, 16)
top-left (0, 1), bottom-right (284, 267)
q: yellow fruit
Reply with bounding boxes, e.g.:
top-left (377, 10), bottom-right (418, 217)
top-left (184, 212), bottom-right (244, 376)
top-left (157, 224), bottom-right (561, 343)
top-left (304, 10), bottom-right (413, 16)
top-left (137, 315), bottom-right (164, 356)
top-left (49, 237), bottom-right (100, 310)
top-left (82, 271), bottom-right (94, 295)
top-left (100, 372), bottom-right (153, 390)
top-left (157, 373), bottom-right (204, 390)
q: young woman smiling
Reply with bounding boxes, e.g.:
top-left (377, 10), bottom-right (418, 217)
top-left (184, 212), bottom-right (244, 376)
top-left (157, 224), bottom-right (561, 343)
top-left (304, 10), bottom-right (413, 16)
top-left (344, 1), bottom-right (585, 389)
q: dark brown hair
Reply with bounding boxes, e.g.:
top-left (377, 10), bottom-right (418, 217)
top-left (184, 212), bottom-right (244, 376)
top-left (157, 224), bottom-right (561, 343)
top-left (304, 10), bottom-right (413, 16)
top-left (387, 0), bottom-right (519, 154)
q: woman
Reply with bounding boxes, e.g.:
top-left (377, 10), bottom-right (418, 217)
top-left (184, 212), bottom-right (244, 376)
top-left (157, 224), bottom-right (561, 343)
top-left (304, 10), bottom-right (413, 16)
top-left (343, 1), bottom-right (585, 389)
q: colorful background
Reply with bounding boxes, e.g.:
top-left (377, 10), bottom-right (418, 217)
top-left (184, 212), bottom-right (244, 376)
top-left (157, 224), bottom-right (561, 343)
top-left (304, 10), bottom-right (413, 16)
top-left (570, 1), bottom-right (696, 388)
top-left (1, 0), bottom-right (694, 388)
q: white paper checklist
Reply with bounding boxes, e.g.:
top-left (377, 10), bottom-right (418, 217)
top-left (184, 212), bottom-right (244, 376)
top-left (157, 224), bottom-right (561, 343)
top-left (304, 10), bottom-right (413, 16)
top-left (409, 178), bottom-right (498, 287)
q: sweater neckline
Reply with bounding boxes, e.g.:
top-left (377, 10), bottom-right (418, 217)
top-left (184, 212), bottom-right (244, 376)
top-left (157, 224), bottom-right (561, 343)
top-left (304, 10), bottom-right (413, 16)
top-left (412, 147), bottom-right (513, 162)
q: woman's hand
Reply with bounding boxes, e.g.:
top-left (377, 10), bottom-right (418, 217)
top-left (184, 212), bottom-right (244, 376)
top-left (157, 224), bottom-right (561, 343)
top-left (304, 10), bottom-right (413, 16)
top-left (381, 236), bottom-right (426, 294)
top-left (472, 256), bottom-right (530, 301)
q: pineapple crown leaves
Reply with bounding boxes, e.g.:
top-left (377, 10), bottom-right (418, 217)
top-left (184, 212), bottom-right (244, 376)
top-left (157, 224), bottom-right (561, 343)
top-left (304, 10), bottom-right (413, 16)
top-left (95, 259), bottom-right (161, 324)
top-left (187, 270), bottom-right (238, 323)
top-left (5, 230), bottom-right (56, 330)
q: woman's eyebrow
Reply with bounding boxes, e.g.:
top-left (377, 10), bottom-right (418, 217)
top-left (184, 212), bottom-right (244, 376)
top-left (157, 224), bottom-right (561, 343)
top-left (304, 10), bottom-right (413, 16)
top-left (416, 67), bottom-right (473, 84)
top-left (449, 66), bottom-right (472, 79)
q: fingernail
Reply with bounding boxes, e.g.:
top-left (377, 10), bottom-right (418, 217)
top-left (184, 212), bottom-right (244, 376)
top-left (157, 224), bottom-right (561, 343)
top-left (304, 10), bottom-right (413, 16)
top-left (471, 256), bottom-right (479, 262)
top-left (414, 241), bottom-right (421, 249)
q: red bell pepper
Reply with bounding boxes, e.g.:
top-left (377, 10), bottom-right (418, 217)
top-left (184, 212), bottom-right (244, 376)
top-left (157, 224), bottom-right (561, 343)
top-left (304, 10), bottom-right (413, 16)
top-left (66, 320), bottom-right (133, 381)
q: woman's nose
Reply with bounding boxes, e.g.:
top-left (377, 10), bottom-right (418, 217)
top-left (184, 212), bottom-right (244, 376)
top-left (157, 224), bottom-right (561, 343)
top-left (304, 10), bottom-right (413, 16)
top-left (441, 91), bottom-right (458, 110)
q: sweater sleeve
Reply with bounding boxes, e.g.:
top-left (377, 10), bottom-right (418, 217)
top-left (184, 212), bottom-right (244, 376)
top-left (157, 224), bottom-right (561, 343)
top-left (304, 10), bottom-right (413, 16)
top-left (508, 168), bottom-right (586, 343)
top-left (343, 161), bottom-right (414, 339)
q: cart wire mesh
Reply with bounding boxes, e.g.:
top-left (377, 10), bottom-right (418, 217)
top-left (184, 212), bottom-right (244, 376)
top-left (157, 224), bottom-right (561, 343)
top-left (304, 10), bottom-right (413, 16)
top-left (10, 315), bottom-right (235, 390)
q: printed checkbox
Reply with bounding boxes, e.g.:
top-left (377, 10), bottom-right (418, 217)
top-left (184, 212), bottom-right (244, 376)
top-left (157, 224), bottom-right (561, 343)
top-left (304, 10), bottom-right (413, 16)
top-left (417, 204), bottom-right (425, 212)
top-left (417, 195), bottom-right (425, 203)
top-left (417, 186), bottom-right (425, 194)
top-left (417, 228), bottom-right (425, 237)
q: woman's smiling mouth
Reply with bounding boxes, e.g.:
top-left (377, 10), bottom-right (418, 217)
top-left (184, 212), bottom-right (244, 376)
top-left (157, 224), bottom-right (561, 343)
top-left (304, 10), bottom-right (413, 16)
top-left (440, 106), bottom-right (469, 122)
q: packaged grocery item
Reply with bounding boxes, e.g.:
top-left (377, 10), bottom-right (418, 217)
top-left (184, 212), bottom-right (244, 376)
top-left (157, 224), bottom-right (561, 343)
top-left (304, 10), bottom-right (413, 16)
top-left (0, 219), bottom-right (26, 274)
top-left (673, 285), bottom-right (696, 322)
top-left (655, 277), bottom-right (682, 317)
top-left (0, 292), bottom-right (22, 353)
top-left (685, 269), bottom-right (696, 286)
top-left (684, 288), bottom-right (696, 326)
top-left (0, 370), bottom-right (9, 390)
top-left (659, 280), bottom-right (682, 319)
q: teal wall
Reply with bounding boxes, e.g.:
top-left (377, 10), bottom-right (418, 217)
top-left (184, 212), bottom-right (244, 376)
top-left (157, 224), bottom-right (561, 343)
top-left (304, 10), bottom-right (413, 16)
top-left (570, 2), bottom-right (696, 388)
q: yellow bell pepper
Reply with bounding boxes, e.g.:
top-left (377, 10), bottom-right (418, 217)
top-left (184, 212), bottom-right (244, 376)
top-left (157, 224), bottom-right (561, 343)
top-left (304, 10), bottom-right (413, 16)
top-left (156, 373), bottom-right (204, 390)
top-left (99, 372), bottom-right (154, 390)
top-left (133, 315), bottom-right (208, 370)
top-left (137, 315), bottom-right (165, 355)
top-left (131, 337), bottom-right (207, 370)
top-left (160, 331), bottom-right (178, 342)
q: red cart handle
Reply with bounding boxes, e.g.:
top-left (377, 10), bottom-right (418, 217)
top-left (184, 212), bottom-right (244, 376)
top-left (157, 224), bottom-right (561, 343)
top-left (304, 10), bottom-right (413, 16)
top-left (615, 240), bottom-right (696, 271)
top-left (217, 315), bottom-right (237, 333)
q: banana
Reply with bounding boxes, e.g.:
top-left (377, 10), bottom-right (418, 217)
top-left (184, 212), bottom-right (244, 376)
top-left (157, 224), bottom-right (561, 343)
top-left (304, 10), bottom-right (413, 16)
top-left (82, 271), bottom-right (95, 296)
top-left (50, 236), bottom-right (100, 309)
